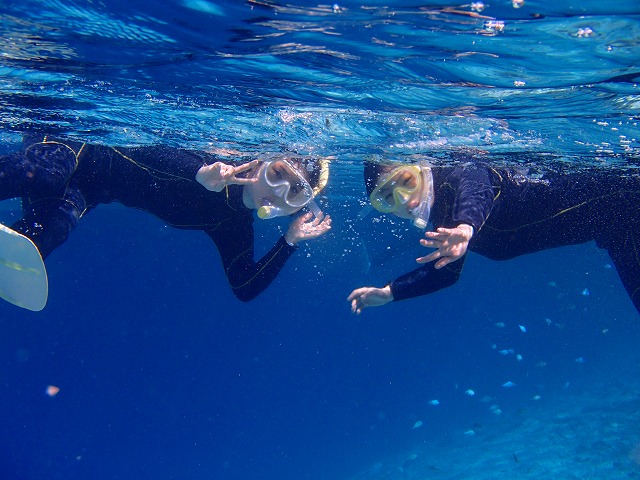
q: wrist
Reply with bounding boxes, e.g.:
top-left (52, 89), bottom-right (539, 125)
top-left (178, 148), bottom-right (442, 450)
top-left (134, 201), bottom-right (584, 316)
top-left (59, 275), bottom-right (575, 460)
top-left (382, 284), bottom-right (394, 301)
top-left (284, 233), bottom-right (297, 247)
top-left (459, 224), bottom-right (474, 239)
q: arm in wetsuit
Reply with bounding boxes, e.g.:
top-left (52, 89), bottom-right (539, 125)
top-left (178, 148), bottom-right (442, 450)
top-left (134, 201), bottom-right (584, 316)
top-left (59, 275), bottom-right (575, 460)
top-left (390, 164), bottom-right (496, 302)
top-left (203, 198), bottom-right (298, 302)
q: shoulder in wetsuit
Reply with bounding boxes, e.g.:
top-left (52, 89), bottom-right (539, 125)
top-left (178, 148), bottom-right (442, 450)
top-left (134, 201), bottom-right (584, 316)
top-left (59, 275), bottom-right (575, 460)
top-left (389, 163), bottom-right (640, 314)
top-left (1, 135), bottom-right (298, 302)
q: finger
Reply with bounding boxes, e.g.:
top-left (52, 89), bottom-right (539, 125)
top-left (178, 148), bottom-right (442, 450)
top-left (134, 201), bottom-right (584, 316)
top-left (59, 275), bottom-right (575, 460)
top-left (348, 289), bottom-right (366, 301)
top-left (420, 238), bottom-right (440, 247)
top-left (231, 176), bottom-right (258, 185)
top-left (319, 215), bottom-right (331, 227)
top-left (416, 251), bottom-right (440, 264)
top-left (424, 231), bottom-right (448, 241)
top-left (350, 298), bottom-right (359, 313)
top-left (309, 215), bottom-right (322, 227)
top-left (434, 257), bottom-right (450, 269)
top-left (234, 159), bottom-right (260, 173)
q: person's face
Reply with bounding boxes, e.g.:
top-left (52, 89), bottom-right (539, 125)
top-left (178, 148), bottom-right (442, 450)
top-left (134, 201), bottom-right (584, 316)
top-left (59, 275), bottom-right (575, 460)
top-left (370, 166), bottom-right (424, 219)
top-left (242, 160), bottom-right (312, 217)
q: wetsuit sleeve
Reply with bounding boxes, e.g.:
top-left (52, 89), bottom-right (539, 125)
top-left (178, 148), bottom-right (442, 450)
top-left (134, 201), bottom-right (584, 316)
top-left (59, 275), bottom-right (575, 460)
top-left (448, 164), bottom-right (495, 233)
top-left (204, 217), bottom-right (297, 302)
top-left (390, 256), bottom-right (466, 302)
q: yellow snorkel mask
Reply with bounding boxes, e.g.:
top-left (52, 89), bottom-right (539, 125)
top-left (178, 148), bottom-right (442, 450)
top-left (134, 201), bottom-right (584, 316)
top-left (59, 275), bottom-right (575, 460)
top-left (370, 165), bottom-right (434, 229)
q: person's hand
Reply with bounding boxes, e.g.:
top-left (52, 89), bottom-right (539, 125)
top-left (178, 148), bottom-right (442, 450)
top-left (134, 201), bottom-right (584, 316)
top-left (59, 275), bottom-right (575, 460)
top-left (347, 285), bottom-right (393, 314)
top-left (284, 210), bottom-right (332, 245)
top-left (416, 224), bottom-right (474, 269)
top-left (196, 160), bottom-right (260, 192)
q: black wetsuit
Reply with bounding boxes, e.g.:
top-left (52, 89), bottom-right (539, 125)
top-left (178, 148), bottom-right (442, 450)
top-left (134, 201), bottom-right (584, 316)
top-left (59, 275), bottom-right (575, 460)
top-left (390, 164), bottom-right (640, 314)
top-left (0, 135), bottom-right (297, 302)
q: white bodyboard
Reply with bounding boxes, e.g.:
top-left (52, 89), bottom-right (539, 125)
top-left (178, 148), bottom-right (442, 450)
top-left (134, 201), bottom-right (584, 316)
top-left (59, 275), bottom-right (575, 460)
top-left (0, 223), bottom-right (48, 311)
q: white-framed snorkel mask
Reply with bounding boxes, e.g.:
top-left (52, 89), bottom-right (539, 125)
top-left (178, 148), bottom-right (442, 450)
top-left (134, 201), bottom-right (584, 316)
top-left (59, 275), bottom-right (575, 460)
top-left (244, 157), bottom-right (328, 220)
top-left (369, 165), bottom-right (434, 229)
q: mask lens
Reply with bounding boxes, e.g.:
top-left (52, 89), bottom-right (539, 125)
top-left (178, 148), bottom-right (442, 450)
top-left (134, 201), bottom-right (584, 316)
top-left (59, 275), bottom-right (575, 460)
top-left (265, 160), bottom-right (313, 208)
top-left (370, 166), bottom-right (422, 213)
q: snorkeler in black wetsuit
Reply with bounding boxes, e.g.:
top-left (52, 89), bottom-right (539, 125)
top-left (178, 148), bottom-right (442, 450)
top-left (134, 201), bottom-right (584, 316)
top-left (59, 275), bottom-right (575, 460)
top-left (348, 161), bottom-right (640, 315)
top-left (1, 135), bottom-right (331, 304)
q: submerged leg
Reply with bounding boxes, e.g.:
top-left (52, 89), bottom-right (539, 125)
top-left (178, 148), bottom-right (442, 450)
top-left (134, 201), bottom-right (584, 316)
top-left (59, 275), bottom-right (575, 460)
top-left (11, 182), bottom-right (86, 259)
top-left (0, 141), bottom-right (77, 201)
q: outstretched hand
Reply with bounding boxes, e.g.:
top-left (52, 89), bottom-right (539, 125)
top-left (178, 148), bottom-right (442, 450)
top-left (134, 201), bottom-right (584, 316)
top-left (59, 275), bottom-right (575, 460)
top-left (347, 285), bottom-right (393, 314)
top-left (196, 160), bottom-right (260, 192)
top-left (416, 224), bottom-right (473, 269)
top-left (285, 210), bottom-right (332, 245)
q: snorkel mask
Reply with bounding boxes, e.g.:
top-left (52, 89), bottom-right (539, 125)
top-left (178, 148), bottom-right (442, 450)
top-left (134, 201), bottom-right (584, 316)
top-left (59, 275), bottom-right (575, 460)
top-left (370, 165), bottom-right (434, 229)
top-left (249, 157), bottom-right (329, 220)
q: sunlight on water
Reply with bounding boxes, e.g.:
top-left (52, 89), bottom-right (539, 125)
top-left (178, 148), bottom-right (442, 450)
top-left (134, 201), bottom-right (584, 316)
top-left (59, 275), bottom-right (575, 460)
top-left (0, 0), bottom-right (637, 166)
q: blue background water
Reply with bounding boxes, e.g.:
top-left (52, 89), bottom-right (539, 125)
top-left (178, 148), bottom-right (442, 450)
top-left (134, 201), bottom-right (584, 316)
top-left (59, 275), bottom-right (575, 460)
top-left (1, 1), bottom-right (639, 479)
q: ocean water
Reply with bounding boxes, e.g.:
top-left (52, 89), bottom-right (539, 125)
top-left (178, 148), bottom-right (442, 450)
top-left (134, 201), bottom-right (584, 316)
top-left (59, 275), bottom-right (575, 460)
top-left (1, 1), bottom-right (639, 479)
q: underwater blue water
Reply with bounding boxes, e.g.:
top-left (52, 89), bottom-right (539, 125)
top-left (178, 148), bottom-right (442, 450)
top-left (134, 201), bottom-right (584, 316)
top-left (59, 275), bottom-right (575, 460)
top-left (1, 1), bottom-right (640, 479)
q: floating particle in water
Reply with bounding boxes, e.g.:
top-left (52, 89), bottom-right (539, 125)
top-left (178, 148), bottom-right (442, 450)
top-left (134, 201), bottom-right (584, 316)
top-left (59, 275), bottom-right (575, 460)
top-left (575, 357), bottom-right (586, 364)
top-left (514, 80), bottom-right (526, 87)
top-left (412, 420), bottom-right (423, 429)
top-left (46, 385), bottom-right (60, 397)
top-left (516, 354), bottom-right (523, 361)
top-left (489, 405), bottom-right (502, 415)
top-left (532, 395), bottom-right (542, 401)
top-left (484, 20), bottom-right (505, 33)
top-left (499, 349), bottom-right (514, 355)
top-left (545, 318), bottom-right (552, 325)
top-left (495, 322), bottom-right (505, 328)
top-left (582, 288), bottom-right (590, 296)
top-left (604, 263), bottom-right (612, 269)
top-left (519, 325), bottom-right (527, 333)
top-left (512, 0), bottom-right (524, 8)
top-left (548, 281), bottom-right (557, 287)
top-left (471, 1), bottom-right (485, 12)
top-left (576, 27), bottom-right (593, 38)
top-left (535, 361), bottom-right (547, 368)
top-left (429, 399), bottom-right (440, 406)
top-left (332, 3), bottom-right (341, 14)
top-left (465, 389), bottom-right (475, 396)
top-left (464, 429), bottom-right (476, 437)
top-left (502, 381), bottom-right (516, 388)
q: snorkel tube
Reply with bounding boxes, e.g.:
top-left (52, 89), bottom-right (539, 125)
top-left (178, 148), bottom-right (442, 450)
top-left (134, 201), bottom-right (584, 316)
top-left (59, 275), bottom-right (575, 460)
top-left (257, 205), bottom-right (287, 219)
top-left (305, 157), bottom-right (329, 218)
top-left (257, 199), bottom-right (322, 220)
top-left (412, 167), bottom-right (434, 229)
top-left (412, 200), bottom-right (430, 229)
